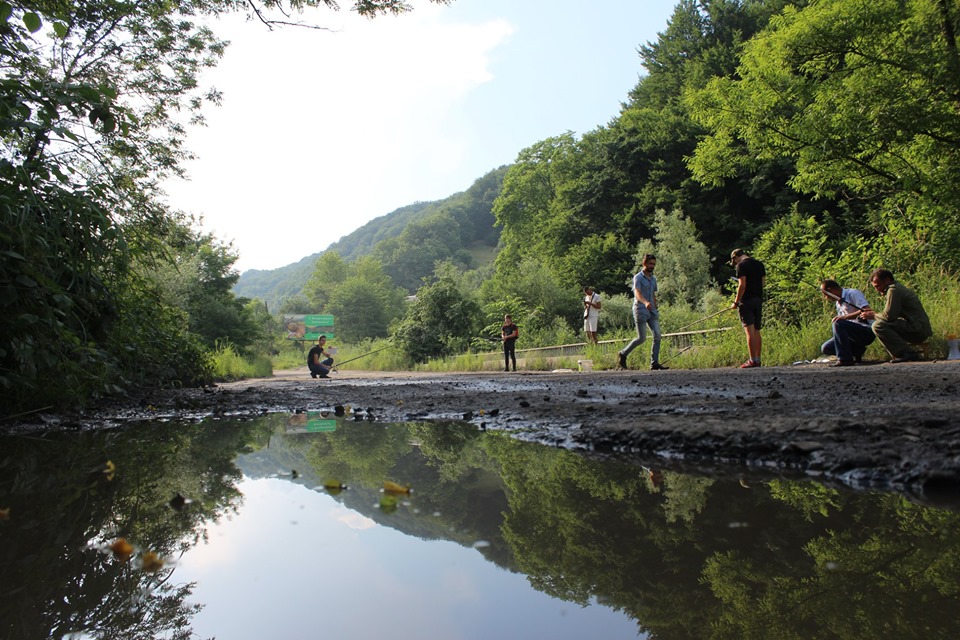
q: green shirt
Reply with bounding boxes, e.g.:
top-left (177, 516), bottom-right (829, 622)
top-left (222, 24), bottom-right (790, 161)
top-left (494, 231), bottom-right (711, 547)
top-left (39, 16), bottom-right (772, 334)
top-left (878, 282), bottom-right (932, 338)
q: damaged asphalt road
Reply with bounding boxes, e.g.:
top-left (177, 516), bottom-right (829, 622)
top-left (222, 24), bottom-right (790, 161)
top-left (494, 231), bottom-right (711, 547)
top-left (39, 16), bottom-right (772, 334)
top-left (11, 361), bottom-right (960, 503)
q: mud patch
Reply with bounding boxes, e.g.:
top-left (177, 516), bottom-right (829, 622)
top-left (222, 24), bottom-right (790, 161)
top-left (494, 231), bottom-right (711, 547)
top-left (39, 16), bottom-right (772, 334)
top-left (7, 362), bottom-right (960, 501)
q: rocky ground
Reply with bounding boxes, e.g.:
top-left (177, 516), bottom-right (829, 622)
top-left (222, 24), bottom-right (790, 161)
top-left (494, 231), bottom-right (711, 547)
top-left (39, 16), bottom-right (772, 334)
top-left (9, 360), bottom-right (960, 505)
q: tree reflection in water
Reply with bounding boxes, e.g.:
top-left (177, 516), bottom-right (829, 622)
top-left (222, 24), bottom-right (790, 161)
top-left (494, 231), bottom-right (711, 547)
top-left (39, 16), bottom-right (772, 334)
top-left (2, 415), bottom-right (959, 639)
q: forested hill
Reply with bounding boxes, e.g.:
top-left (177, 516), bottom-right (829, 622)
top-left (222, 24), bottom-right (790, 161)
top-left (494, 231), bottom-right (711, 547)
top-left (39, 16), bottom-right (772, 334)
top-left (234, 166), bottom-right (508, 309)
top-left (231, 201), bottom-right (435, 309)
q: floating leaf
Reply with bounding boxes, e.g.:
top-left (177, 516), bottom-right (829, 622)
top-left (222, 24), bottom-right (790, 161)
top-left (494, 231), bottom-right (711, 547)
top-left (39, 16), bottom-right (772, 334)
top-left (103, 460), bottom-right (116, 481)
top-left (378, 495), bottom-right (398, 513)
top-left (0, 507), bottom-right (10, 520)
top-left (109, 538), bottom-right (133, 562)
top-left (322, 479), bottom-right (347, 495)
top-left (383, 481), bottom-right (411, 495)
top-left (22, 11), bottom-right (41, 32)
top-left (140, 551), bottom-right (164, 573)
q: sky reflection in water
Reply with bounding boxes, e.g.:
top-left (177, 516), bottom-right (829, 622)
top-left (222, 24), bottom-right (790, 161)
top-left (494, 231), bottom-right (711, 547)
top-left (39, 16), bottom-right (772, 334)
top-left (3, 413), bottom-right (960, 640)
top-left (177, 476), bottom-right (637, 640)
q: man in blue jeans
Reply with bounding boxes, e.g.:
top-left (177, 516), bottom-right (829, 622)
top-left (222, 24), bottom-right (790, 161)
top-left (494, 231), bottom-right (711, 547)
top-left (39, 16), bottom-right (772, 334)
top-left (819, 279), bottom-right (875, 366)
top-left (618, 254), bottom-right (668, 371)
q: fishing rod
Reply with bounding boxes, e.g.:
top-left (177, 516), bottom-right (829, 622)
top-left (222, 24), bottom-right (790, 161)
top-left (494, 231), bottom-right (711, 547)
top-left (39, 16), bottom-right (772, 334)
top-left (675, 306), bottom-right (736, 332)
top-left (799, 279), bottom-right (868, 311)
top-left (332, 344), bottom-right (394, 369)
top-left (656, 307), bottom-right (738, 365)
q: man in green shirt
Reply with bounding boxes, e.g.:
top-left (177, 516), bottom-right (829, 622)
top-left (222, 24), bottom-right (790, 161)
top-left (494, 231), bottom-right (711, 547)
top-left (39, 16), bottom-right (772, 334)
top-left (860, 269), bottom-right (932, 363)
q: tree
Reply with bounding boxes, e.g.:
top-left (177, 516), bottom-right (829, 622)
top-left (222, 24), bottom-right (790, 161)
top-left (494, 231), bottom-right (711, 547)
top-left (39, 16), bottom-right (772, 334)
top-left (304, 251), bottom-right (350, 310)
top-left (326, 256), bottom-right (405, 341)
top-left (631, 209), bottom-right (714, 308)
top-left (689, 0), bottom-right (960, 267)
top-left (375, 212), bottom-right (468, 292)
top-left (391, 263), bottom-right (480, 362)
top-left (0, 0), bottom-right (454, 414)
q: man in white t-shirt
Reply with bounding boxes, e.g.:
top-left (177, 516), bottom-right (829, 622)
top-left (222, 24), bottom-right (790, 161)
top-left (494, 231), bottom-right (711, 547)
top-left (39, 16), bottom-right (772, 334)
top-left (582, 286), bottom-right (601, 344)
top-left (819, 279), bottom-right (875, 366)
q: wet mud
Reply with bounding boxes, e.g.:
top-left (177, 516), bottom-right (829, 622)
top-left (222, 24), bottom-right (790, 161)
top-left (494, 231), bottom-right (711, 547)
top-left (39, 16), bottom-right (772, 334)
top-left (9, 361), bottom-right (960, 502)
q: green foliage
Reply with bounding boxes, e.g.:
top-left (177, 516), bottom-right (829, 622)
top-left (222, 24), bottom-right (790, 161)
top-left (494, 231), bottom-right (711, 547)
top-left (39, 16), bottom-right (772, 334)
top-left (150, 222), bottom-right (264, 353)
top-left (690, 0), bottom-right (960, 266)
top-left (480, 256), bottom-right (581, 343)
top-left (304, 251), bottom-right (351, 310)
top-left (768, 479), bottom-right (841, 521)
top-left (391, 264), bottom-right (481, 363)
top-left (631, 208), bottom-right (714, 307)
top-left (559, 232), bottom-right (634, 295)
top-left (278, 294), bottom-right (313, 315)
top-left (210, 343), bottom-right (272, 380)
top-left (1, 0), bottom-right (451, 411)
top-left (303, 252), bottom-right (405, 342)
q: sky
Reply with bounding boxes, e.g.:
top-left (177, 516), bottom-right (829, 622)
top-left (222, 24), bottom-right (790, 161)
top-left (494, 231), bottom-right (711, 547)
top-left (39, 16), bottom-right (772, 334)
top-left (163, 0), bottom-right (680, 273)
top-left (173, 476), bottom-right (641, 639)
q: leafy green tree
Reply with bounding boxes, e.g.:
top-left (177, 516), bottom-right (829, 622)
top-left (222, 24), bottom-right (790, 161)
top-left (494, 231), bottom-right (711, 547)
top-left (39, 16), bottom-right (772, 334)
top-left (480, 256), bottom-right (580, 345)
top-left (559, 232), bottom-right (634, 296)
top-left (303, 251), bottom-right (350, 311)
top-left (689, 0), bottom-right (960, 267)
top-left (391, 263), bottom-right (480, 362)
top-left (278, 294), bottom-right (313, 315)
top-left (492, 133), bottom-right (587, 273)
top-left (631, 209), bottom-right (714, 308)
top-left (0, 0), bottom-right (452, 414)
top-left (375, 212), bottom-right (470, 292)
top-left (151, 222), bottom-right (263, 351)
top-left (326, 257), bottom-right (405, 341)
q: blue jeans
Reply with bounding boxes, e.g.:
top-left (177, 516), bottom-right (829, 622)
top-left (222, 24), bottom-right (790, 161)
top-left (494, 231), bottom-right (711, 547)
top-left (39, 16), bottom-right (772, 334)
top-left (620, 304), bottom-right (662, 364)
top-left (309, 357), bottom-right (334, 377)
top-left (821, 320), bottom-right (875, 361)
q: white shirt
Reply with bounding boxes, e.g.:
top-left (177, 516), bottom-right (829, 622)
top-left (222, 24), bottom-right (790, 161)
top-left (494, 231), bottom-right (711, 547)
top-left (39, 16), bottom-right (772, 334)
top-left (836, 288), bottom-right (872, 324)
top-left (584, 292), bottom-right (601, 321)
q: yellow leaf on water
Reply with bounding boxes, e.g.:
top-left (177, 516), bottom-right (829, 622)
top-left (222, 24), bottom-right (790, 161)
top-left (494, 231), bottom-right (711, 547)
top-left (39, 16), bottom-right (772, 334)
top-left (323, 479), bottom-right (347, 495)
top-left (383, 481), bottom-right (411, 495)
top-left (109, 538), bottom-right (133, 562)
top-left (103, 460), bottom-right (116, 482)
top-left (141, 551), bottom-right (164, 573)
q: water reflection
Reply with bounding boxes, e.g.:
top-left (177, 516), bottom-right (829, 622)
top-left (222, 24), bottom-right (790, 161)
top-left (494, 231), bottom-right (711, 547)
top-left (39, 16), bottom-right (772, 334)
top-left (2, 415), bottom-right (960, 639)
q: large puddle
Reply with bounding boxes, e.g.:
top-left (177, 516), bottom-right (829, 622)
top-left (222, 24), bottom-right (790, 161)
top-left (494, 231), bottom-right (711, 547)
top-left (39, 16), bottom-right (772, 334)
top-left (2, 413), bottom-right (959, 639)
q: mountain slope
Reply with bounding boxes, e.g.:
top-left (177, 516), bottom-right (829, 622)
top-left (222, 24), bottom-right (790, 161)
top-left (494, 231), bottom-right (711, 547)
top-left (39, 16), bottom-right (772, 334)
top-left (235, 167), bottom-right (507, 308)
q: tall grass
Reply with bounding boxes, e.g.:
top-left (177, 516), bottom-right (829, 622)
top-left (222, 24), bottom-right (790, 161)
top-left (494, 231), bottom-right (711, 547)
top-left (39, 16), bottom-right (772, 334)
top-left (210, 344), bottom-right (272, 381)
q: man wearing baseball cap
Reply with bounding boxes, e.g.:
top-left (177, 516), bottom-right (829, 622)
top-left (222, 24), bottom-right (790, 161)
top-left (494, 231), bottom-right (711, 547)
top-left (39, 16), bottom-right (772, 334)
top-left (730, 248), bottom-right (766, 368)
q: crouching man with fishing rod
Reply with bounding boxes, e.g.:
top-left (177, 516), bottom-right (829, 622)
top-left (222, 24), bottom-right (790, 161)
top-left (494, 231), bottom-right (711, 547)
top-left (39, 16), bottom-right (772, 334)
top-left (307, 335), bottom-right (334, 379)
top-left (819, 279), bottom-right (876, 367)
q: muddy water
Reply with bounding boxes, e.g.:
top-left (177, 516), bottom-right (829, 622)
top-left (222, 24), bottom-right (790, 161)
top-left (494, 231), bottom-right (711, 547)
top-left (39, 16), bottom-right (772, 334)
top-left (2, 414), bottom-right (960, 640)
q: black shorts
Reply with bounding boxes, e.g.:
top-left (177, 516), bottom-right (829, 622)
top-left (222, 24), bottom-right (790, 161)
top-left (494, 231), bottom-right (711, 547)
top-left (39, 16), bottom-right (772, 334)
top-left (738, 297), bottom-right (763, 330)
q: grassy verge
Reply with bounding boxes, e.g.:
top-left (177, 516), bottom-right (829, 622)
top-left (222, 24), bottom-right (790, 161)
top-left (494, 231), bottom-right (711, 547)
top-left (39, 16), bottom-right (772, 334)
top-left (237, 270), bottom-right (959, 378)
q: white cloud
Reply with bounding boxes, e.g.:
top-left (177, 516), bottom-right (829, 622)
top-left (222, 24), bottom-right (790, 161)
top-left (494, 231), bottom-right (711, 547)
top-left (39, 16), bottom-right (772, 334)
top-left (166, 7), bottom-right (515, 271)
top-left (332, 505), bottom-right (378, 530)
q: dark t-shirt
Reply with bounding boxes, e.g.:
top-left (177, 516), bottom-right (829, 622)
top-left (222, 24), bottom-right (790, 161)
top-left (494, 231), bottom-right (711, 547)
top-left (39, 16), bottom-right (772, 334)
top-left (502, 323), bottom-right (518, 347)
top-left (735, 257), bottom-right (766, 299)
top-left (307, 345), bottom-right (327, 367)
